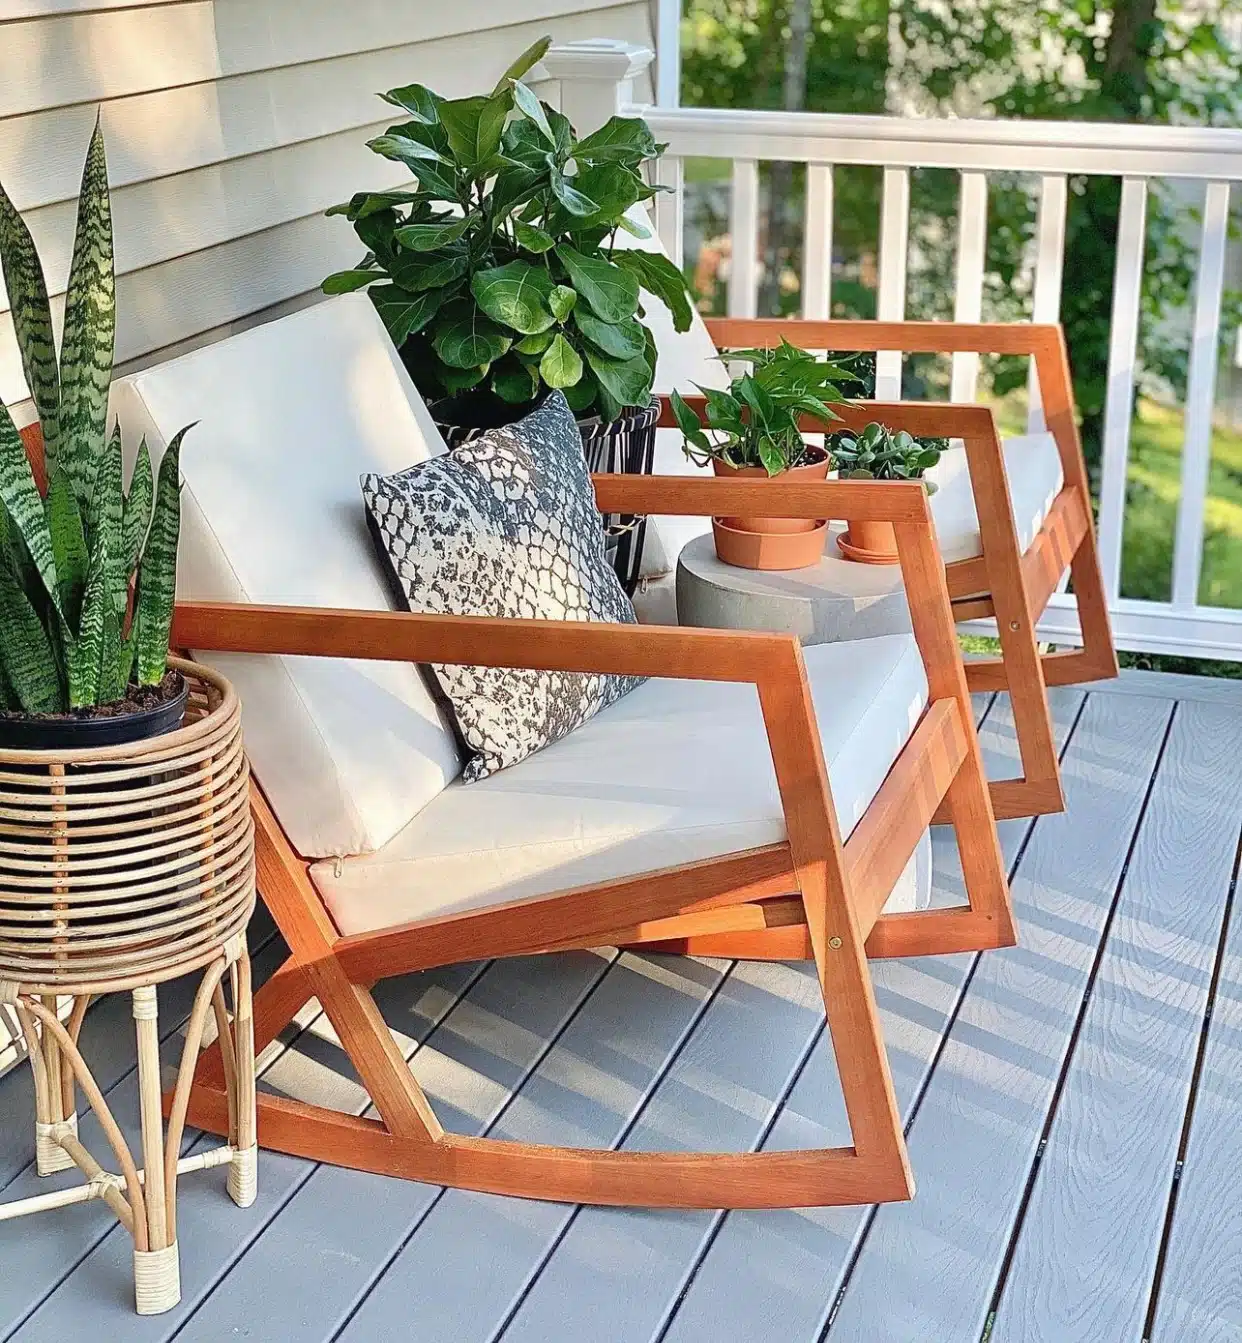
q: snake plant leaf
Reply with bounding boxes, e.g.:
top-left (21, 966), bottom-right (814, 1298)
top-left (0, 659), bottom-right (18, 712)
top-left (122, 436), bottom-right (153, 576)
top-left (0, 565), bottom-right (62, 713)
top-left (88, 424), bottom-right (125, 615)
top-left (0, 402), bottom-right (60, 615)
top-left (0, 182), bottom-right (60, 472)
top-left (43, 470), bottom-right (88, 630)
top-left (135, 426), bottom-right (187, 686)
top-left (97, 589), bottom-right (127, 703)
top-left (58, 118), bottom-right (116, 512)
top-left (67, 527), bottom-right (109, 707)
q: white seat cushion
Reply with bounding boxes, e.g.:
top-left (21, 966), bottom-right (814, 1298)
top-left (110, 294), bottom-right (464, 860)
top-left (312, 634), bottom-right (929, 937)
top-left (613, 206), bottom-right (726, 577)
top-left (929, 432), bottom-right (1064, 566)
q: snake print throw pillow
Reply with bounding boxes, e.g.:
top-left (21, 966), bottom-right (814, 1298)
top-left (362, 391), bottom-right (643, 781)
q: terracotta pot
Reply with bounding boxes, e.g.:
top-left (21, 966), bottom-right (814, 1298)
top-left (711, 452), bottom-right (830, 535)
top-left (838, 518), bottom-right (900, 565)
top-left (712, 517), bottom-right (830, 571)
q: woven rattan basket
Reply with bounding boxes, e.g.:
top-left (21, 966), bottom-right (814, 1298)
top-left (0, 658), bottom-right (255, 996)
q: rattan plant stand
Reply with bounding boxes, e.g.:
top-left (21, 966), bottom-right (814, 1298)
top-left (0, 660), bottom-right (257, 1315)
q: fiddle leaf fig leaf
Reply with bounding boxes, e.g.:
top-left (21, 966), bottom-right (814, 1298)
top-left (394, 216), bottom-right (471, 252)
top-left (548, 285), bottom-right (577, 322)
top-left (574, 309), bottom-right (643, 359)
top-left (322, 269), bottom-right (376, 295)
top-left (511, 81), bottom-right (556, 145)
top-left (556, 246), bottom-right (639, 324)
top-left (471, 261), bottom-right (556, 335)
top-left (369, 284), bottom-right (445, 345)
top-left (489, 36), bottom-right (552, 95)
top-left (433, 303), bottom-right (512, 368)
top-left (540, 334), bottom-right (584, 389)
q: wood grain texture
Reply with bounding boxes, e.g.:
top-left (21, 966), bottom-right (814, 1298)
top-left (989, 700), bottom-right (1242, 1342)
top-left (826, 692), bottom-right (1170, 1341)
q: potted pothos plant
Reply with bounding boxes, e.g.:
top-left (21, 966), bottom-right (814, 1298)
top-left (323, 39), bottom-right (694, 503)
top-left (833, 423), bottom-right (943, 564)
top-left (0, 120), bottom-right (190, 749)
top-left (670, 340), bottom-right (852, 570)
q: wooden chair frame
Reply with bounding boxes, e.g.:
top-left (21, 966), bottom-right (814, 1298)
top-left (699, 319), bottom-right (1119, 821)
top-left (165, 464), bottom-right (1015, 1211)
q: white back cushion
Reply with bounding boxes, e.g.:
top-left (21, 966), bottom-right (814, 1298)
top-left (614, 206), bottom-right (726, 578)
top-left (110, 294), bottom-right (463, 859)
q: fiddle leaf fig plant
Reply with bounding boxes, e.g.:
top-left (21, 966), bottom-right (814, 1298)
top-left (833, 422), bottom-right (943, 491)
top-left (0, 118), bottom-right (190, 716)
top-left (670, 339), bottom-right (852, 476)
top-left (323, 36), bottom-right (695, 425)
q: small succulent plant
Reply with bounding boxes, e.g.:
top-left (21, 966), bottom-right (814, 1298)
top-left (0, 120), bottom-right (188, 716)
top-left (832, 422), bottom-right (943, 492)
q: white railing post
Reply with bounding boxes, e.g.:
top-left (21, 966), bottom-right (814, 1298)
top-left (1096, 176), bottom-right (1149, 603)
top-left (655, 0), bottom-right (682, 108)
top-left (729, 159), bottom-right (761, 318)
top-left (803, 165), bottom-right (834, 320)
top-left (1027, 174), bottom-right (1069, 433)
top-left (539, 40), bottom-right (656, 139)
top-left (1172, 180), bottom-right (1231, 609)
top-left (950, 171), bottom-right (988, 402)
top-left (875, 167), bottom-right (910, 399)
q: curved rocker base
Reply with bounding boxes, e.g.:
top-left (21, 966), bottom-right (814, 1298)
top-left (182, 1083), bottom-right (915, 1210)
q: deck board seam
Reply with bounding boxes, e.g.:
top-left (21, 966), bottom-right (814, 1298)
top-left (978, 699), bottom-right (1180, 1341)
top-left (325, 950), bottom-right (626, 1343)
top-left (1140, 818), bottom-right (1242, 1342)
top-left (483, 957), bottom-right (744, 1343)
top-left (647, 1013), bottom-right (831, 1343)
top-left (814, 688), bottom-right (1091, 1342)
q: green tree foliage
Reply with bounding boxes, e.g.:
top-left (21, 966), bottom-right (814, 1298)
top-left (681, 0), bottom-right (1242, 472)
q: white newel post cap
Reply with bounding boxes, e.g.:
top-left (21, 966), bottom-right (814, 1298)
top-left (537, 41), bottom-right (655, 137)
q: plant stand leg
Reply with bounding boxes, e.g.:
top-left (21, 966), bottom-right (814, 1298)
top-left (33, 995), bottom-right (77, 1176)
top-left (226, 941), bottom-right (257, 1209)
top-left (132, 985), bottom-right (181, 1315)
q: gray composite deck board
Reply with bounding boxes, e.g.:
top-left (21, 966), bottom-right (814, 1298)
top-left (824, 691), bottom-right (1174, 1341)
top-left (988, 700), bottom-right (1242, 1343)
top-left (2, 677), bottom-right (1242, 1343)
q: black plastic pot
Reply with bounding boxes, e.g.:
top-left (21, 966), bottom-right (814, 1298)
top-left (0, 675), bottom-right (189, 751)
top-left (431, 396), bottom-right (660, 596)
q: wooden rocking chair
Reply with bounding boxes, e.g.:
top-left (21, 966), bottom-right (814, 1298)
top-left (74, 294), bottom-right (1018, 1211)
top-left (699, 319), bottom-right (1119, 822)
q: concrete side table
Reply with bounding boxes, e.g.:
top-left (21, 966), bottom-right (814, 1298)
top-left (676, 528), bottom-right (912, 644)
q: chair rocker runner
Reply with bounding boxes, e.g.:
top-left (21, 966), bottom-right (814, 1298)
top-left (170, 466), bottom-right (1014, 1211)
top-left (701, 319), bottom-right (1119, 822)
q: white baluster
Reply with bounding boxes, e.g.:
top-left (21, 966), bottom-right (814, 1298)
top-left (1028, 174), bottom-right (1069, 432)
top-left (652, 155), bottom-right (684, 269)
top-left (803, 164), bottom-right (834, 320)
top-left (950, 170), bottom-right (988, 402)
top-left (1096, 176), bottom-right (1148, 602)
top-left (1172, 180), bottom-right (1231, 610)
top-left (729, 159), bottom-right (760, 319)
top-left (876, 166), bottom-right (910, 399)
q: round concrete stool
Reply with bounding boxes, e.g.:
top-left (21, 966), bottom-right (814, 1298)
top-left (675, 528), bottom-right (912, 645)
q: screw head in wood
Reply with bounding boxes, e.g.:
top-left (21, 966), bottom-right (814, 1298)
top-left (829, 936), bottom-right (843, 949)
top-left (1009, 620), bottom-right (1021, 631)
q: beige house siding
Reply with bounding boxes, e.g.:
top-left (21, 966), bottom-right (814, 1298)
top-left (0, 0), bottom-right (655, 427)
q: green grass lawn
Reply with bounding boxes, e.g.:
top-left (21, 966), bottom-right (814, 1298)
top-left (1121, 400), bottom-right (1242, 609)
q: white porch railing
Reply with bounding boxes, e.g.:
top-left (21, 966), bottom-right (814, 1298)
top-left (542, 40), bottom-right (1242, 662)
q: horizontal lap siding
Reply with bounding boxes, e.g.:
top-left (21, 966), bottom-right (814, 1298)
top-left (0, 0), bottom-right (653, 422)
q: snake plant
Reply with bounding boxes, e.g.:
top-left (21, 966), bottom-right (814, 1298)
top-left (0, 118), bottom-right (188, 717)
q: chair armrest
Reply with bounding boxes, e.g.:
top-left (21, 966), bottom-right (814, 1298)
top-left (651, 394), bottom-right (995, 442)
top-left (172, 602), bottom-right (799, 686)
top-left (704, 317), bottom-right (1061, 359)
